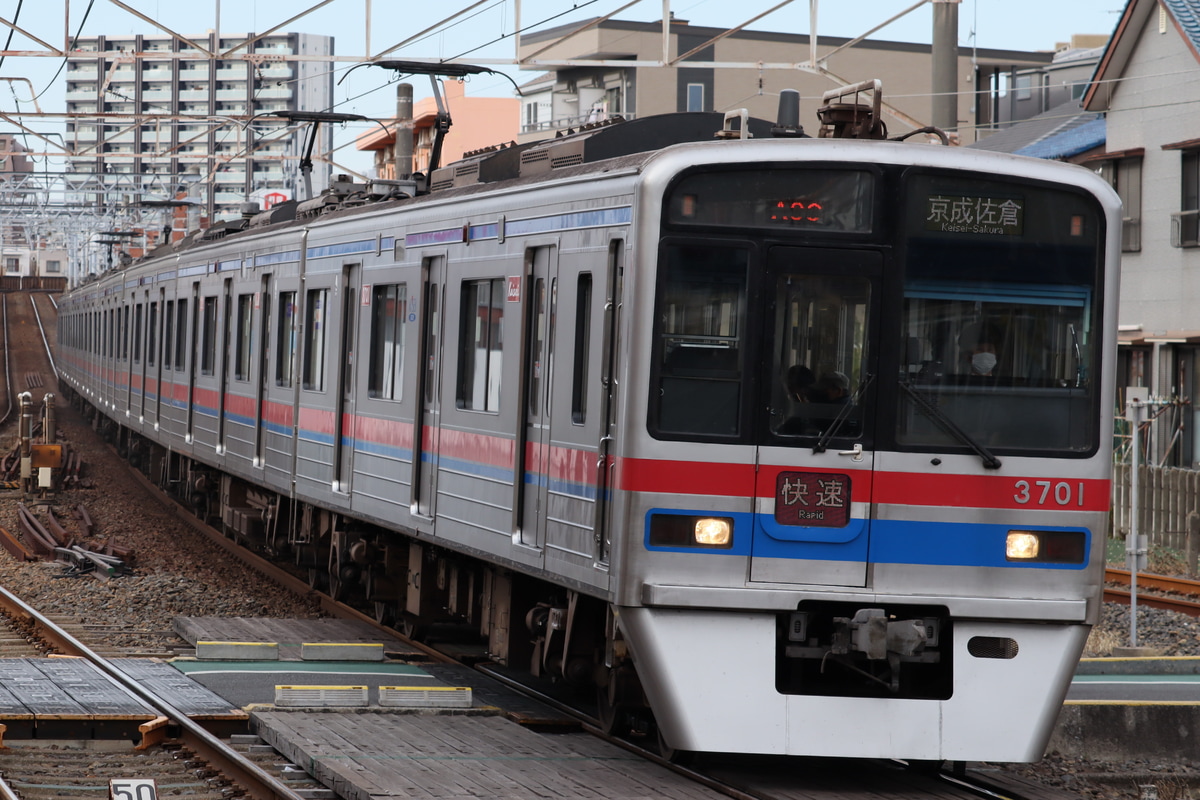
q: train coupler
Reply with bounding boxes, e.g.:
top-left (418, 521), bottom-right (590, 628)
top-left (829, 608), bottom-right (929, 660)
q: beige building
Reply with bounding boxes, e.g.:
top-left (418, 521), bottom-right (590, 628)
top-left (356, 80), bottom-right (519, 179)
top-left (516, 17), bottom-right (1055, 144)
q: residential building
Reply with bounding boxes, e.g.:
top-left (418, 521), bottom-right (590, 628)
top-left (1081, 0), bottom-right (1200, 466)
top-left (977, 35), bottom-right (1109, 131)
top-left (64, 31), bottom-right (334, 221)
top-left (0, 134), bottom-right (34, 175)
top-left (965, 39), bottom-right (1109, 162)
top-left (355, 80), bottom-right (519, 180)
top-left (514, 17), bottom-right (1058, 144)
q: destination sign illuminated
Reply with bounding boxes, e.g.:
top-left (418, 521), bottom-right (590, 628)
top-left (924, 194), bottom-right (1024, 235)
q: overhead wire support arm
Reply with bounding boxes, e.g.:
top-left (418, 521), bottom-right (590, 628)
top-left (258, 110), bottom-right (374, 200)
top-left (355, 60), bottom-right (517, 176)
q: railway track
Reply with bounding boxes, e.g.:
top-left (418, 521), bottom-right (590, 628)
top-left (0, 580), bottom-right (330, 800)
top-left (1105, 567), bottom-right (1200, 615)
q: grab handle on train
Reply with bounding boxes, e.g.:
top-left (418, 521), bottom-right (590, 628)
top-left (837, 443), bottom-right (864, 461)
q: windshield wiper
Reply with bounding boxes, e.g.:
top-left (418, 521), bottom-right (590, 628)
top-left (898, 381), bottom-right (1002, 470)
top-left (814, 373), bottom-right (875, 454)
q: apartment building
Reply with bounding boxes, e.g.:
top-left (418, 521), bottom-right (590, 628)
top-left (516, 17), bottom-right (1056, 144)
top-left (65, 31), bottom-right (334, 220)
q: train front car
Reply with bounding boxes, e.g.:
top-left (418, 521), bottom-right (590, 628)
top-left (613, 138), bottom-right (1119, 761)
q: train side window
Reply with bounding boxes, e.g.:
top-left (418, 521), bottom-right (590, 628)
top-left (122, 306), bottom-right (130, 360)
top-left (133, 304), bottom-right (143, 363)
top-left (456, 278), bottom-right (504, 412)
top-left (175, 298), bottom-right (188, 371)
top-left (234, 294), bottom-right (253, 381)
top-left (277, 291), bottom-right (297, 387)
top-left (148, 302), bottom-right (158, 367)
top-left (424, 285), bottom-right (438, 404)
top-left (368, 283), bottom-right (407, 400)
top-left (303, 288), bottom-right (328, 391)
top-left (201, 296), bottom-right (217, 376)
top-left (571, 273), bottom-right (592, 424)
top-left (164, 300), bottom-right (175, 370)
top-left (528, 277), bottom-right (546, 416)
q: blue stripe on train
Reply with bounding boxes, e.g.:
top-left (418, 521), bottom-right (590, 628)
top-left (643, 510), bottom-right (1091, 570)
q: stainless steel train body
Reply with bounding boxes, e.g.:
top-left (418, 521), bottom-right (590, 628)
top-left (57, 111), bottom-right (1121, 763)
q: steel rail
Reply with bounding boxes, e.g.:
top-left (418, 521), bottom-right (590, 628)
top-left (1103, 587), bottom-right (1200, 616)
top-left (0, 772), bottom-right (19, 800)
top-left (1106, 567), bottom-right (1200, 597)
top-left (28, 294), bottom-right (57, 382)
top-left (0, 581), bottom-right (310, 800)
top-left (0, 295), bottom-right (10, 426)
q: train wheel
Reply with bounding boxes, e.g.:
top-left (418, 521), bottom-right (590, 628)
top-left (373, 601), bottom-right (395, 626)
top-left (307, 566), bottom-right (327, 591)
top-left (398, 613), bottom-right (429, 642)
top-left (595, 683), bottom-right (629, 737)
top-left (595, 661), bottom-right (641, 737)
top-left (328, 571), bottom-right (344, 602)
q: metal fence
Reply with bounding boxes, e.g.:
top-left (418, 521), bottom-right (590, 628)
top-left (1111, 462), bottom-right (1200, 550)
top-left (0, 276), bottom-right (66, 293)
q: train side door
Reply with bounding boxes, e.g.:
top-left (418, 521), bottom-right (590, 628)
top-left (594, 240), bottom-right (624, 564)
top-left (254, 275), bottom-right (272, 465)
top-left (413, 256), bottom-right (445, 518)
top-left (517, 246), bottom-right (558, 550)
top-left (334, 264), bottom-right (360, 493)
top-left (751, 247), bottom-right (880, 588)
top-left (186, 282), bottom-right (199, 440)
top-left (217, 279), bottom-right (232, 447)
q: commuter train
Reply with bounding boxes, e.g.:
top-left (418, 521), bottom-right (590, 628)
top-left (57, 82), bottom-right (1120, 763)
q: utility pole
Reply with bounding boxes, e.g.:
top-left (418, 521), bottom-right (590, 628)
top-left (931, 0), bottom-right (961, 133)
top-left (1125, 386), bottom-right (1153, 648)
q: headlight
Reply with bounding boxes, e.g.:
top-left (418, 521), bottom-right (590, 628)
top-left (694, 518), bottom-right (731, 546)
top-left (648, 514), bottom-right (734, 549)
top-left (1005, 530), bottom-right (1086, 564)
top-left (1006, 531), bottom-right (1040, 560)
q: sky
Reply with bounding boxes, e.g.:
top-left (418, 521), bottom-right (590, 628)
top-left (0, 0), bottom-right (1127, 180)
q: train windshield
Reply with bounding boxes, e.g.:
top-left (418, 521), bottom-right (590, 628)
top-left (651, 165), bottom-right (1105, 458)
top-left (896, 172), bottom-right (1104, 455)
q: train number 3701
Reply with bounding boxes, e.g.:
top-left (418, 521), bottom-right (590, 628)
top-left (1013, 480), bottom-right (1085, 506)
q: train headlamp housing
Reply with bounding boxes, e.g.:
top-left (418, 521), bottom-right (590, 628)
top-left (1005, 530), bottom-right (1087, 564)
top-left (649, 514), bottom-right (734, 549)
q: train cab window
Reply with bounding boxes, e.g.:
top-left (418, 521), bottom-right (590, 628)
top-left (367, 283), bottom-right (407, 401)
top-left (201, 296), bottom-right (217, 375)
top-left (277, 291), bottom-right (297, 387)
top-left (303, 288), bottom-right (328, 391)
top-left (164, 300), bottom-right (175, 370)
top-left (652, 243), bottom-right (748, 438)
top-left (457, 278), bottom-right (504, 412)
top-left (896, 174), bottom-right (1103, 455)
top-left (234, 294), bottom-right (253, 381)
top-left (768, 272), bottom-right (871, 440)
